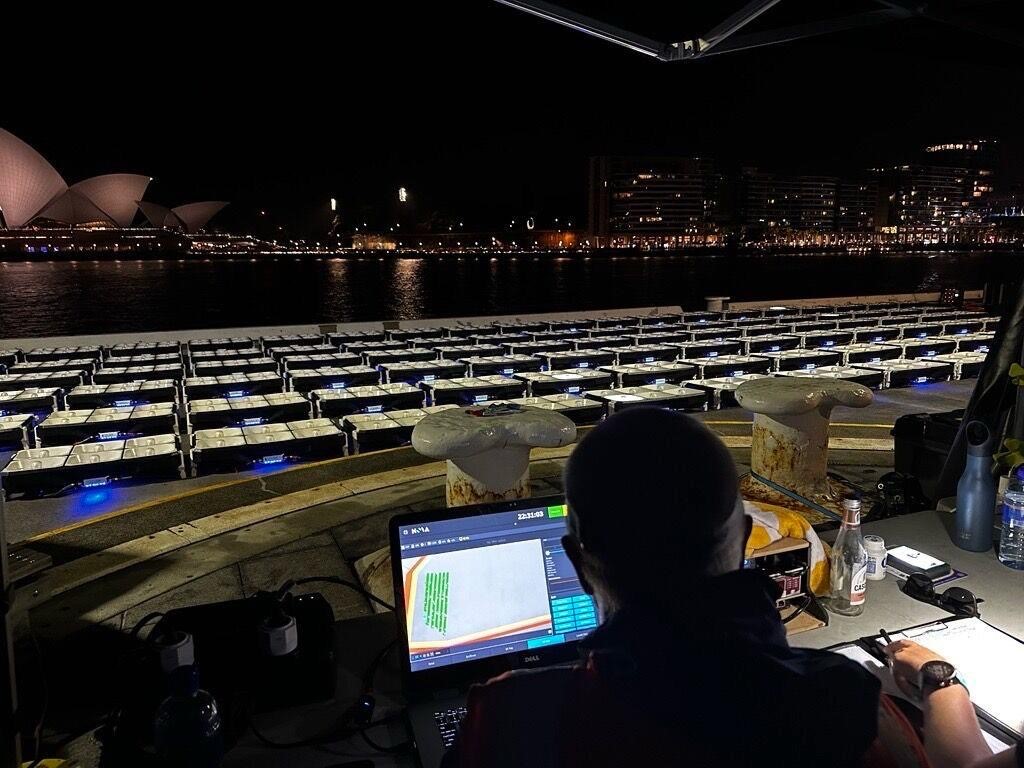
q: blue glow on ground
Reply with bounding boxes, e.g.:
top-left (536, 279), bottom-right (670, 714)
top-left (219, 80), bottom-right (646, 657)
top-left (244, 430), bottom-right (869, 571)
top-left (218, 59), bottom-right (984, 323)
top-left (82, 489), bottom-right (111, 506)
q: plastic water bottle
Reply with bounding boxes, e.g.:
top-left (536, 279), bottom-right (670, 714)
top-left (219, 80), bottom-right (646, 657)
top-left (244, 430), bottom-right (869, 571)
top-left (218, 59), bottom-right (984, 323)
top-left (955, 421), bottom-right (996, 552)
top-left (153, 665), bottom-right (224, 768)
top-left (999, 465), bottom-right (1024, 570)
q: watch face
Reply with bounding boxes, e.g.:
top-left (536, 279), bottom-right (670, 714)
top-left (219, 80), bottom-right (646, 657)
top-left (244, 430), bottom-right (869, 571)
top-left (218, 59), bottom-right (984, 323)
top-left (921, 660), bottom-right (956, 687)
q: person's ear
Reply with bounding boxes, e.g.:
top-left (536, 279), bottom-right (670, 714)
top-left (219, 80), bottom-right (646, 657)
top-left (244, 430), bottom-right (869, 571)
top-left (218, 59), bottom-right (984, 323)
top-left (562, 534), bottom-right (595, 596)
top-left (740, 514), bottom-right (754, 567)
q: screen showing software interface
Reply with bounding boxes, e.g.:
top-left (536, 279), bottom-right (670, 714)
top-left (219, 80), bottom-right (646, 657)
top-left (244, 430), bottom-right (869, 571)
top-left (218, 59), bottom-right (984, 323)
top-left (398, 503), bottom-right (597, 672)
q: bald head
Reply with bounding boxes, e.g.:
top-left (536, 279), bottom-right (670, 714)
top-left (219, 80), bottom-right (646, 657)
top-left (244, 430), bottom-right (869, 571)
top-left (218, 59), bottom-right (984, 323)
top-left (563, 408), bottom-right (745, 605)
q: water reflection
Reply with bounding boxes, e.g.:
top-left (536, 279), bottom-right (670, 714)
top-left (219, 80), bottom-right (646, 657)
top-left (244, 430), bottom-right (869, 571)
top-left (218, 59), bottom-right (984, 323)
top-left (388, 258), bottom-right (426, 319)
top-left (0, 251), bottom-right (1014, 337)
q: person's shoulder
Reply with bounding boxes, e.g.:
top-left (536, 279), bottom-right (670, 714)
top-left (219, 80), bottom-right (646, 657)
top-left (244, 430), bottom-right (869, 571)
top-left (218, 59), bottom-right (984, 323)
top-left (789, 645), bottom-right (882, 679)
top-left (467, 662), bottom-right (582, 705)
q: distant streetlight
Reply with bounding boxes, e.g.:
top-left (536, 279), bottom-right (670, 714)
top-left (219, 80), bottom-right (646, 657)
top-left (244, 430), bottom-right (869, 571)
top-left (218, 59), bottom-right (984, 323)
top-left (330, 198), bottom-right (337, 212)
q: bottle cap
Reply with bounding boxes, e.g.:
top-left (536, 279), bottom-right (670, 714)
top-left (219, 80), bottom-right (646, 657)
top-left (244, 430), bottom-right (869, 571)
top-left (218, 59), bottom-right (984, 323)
top-left (965, 421), bottom-right (992, 457)
top-left (842, 495), bottom-right (861, 523)
top-left (154, 629), bottom-right (194, 673)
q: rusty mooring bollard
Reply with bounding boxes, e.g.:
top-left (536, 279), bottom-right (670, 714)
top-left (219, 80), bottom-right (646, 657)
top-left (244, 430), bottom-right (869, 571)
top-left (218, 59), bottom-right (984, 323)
top-left (736, 377), bottom-right (872, 508)
top-left (412, 403), bottom-right (577, 507)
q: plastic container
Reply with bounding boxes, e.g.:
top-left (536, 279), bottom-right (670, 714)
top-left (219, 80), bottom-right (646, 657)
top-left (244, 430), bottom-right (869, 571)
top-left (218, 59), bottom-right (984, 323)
top-left (153, 665), bottom-right (224, 768)
top-left (864, 535), bottom-right (887, 581)
top-left (999, 465), bottom-right (1024, 570)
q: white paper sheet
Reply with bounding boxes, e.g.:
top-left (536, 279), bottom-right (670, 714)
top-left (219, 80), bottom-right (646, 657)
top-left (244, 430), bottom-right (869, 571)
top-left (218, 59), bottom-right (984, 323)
top-left (832, 637), bottom-right (1017, 751)
top-left (885, 618), bottom-right (1024, 739)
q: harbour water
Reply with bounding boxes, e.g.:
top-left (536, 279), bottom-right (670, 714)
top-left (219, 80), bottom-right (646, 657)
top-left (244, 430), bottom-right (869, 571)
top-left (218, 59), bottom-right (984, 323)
top-left (0, 250), bottom-right (1018, 337)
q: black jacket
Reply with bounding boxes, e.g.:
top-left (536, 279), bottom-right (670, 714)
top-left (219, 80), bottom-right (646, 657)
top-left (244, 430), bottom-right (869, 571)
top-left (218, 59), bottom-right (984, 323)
top-left (442, 570), bottom-right (880, 768)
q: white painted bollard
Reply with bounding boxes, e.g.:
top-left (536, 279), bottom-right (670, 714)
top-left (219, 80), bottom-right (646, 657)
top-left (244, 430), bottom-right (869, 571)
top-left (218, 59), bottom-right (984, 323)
top-left (736, 377), bottom-right (872, 502)
top-left (411, 404), bottom-right (577, 507)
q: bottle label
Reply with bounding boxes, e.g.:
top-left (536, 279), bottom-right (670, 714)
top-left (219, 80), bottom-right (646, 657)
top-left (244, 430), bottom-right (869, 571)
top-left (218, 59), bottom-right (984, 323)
top-left (850, 564), bottom-right (868, 605)
top-left (1003, 504), bottom-right (1024, 527)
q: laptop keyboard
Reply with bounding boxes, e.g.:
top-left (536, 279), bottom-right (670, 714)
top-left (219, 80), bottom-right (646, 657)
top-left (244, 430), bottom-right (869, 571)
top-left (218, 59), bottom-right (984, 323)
top-left (434, 706), bottom-right (468, 747)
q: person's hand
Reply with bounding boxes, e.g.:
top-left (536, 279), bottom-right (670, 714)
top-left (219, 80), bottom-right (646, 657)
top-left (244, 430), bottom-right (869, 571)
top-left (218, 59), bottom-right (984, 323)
top-left (883, 639), bottom-right (949, 699)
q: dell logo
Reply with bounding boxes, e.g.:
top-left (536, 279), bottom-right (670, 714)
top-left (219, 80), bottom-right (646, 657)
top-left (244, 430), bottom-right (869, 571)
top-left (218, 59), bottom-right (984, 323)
top-left (523, 654), bottom-right (542, 664)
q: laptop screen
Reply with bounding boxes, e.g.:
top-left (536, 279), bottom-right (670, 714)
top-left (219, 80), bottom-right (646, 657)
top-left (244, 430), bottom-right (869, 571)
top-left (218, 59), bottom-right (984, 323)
top-left (397, 501), bottom-right (597, 673)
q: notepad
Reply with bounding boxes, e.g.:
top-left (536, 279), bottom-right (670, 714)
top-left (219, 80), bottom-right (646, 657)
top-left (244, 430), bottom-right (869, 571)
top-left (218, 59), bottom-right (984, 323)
top-left (881, 618), bottom-right (1024, 739)
top-left (833, 635), bottom-right (1017, 752)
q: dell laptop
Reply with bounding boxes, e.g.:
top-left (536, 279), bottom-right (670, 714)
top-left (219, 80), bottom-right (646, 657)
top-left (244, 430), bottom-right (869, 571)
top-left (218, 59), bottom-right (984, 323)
top-left (390, 495), bottom-right (597, 768)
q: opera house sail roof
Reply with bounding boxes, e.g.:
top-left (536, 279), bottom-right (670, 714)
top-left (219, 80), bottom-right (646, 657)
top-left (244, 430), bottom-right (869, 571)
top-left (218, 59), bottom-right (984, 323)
top-left (1, 126), bottom-right (225, 232)
top-left (138, 200), bottom-right (229, 233)
top-left (0, 127), bottom-right (68, 229)
top-left (69, 174), bottom-right (152, 227)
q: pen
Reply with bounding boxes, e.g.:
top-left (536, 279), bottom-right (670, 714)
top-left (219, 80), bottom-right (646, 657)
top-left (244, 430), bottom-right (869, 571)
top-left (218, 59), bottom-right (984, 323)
top-left (879, 628), bottom-right (894, 666)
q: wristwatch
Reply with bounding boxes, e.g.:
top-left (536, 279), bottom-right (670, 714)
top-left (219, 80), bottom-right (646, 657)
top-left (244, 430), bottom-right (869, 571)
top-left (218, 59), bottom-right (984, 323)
top-left (918, 660), bottom-right (961, 697)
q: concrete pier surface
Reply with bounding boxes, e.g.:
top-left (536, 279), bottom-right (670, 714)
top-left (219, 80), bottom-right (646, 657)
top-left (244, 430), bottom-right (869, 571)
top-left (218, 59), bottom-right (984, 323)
top-left (10, 379), bottom-right (972, 638)
top-left (0, 300), bottom-right (981, 767)
top-left (1, 299), bottom-right (977, 656)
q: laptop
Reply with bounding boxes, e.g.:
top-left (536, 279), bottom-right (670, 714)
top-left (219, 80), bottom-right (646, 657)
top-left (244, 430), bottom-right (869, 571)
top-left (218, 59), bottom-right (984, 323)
top-left (390, 495), bottom-right (597, 768)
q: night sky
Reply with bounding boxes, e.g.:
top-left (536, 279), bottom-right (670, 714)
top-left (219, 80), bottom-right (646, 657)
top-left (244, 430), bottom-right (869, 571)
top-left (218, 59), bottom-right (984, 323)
top-left (6, 2), bottom-right (1023, 236)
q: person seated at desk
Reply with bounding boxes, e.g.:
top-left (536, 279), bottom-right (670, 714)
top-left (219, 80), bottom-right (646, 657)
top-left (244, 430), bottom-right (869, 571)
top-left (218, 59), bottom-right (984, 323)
top-left (441, 408), bottom-right (882, 768)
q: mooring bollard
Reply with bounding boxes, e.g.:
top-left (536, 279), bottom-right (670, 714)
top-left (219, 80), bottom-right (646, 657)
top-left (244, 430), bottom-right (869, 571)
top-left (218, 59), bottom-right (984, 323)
top-left (736, 376), bottom-right (872, 506)
top-left (411, 403), bottom-right (577, 507)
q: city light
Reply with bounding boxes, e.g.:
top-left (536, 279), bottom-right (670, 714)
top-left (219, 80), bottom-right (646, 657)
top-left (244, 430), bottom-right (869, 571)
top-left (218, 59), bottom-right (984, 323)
top-left (398, 186), bottom-right (408, 203)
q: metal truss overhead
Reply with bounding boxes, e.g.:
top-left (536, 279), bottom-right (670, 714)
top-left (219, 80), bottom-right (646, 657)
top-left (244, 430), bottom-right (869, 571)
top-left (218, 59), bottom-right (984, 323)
top-left (493, 0), bottom-right (1021, 61)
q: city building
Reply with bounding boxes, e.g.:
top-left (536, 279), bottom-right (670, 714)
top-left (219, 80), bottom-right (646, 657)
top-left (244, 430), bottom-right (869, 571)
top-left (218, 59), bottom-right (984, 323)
top-left (767, 175), bottom-right (838, 231)
top-left (588, 156), bottom-right (724, 246)
top-left (836, 180), bottom-right (878, 232)
top-left (875, 140), bottom-right (997, 236)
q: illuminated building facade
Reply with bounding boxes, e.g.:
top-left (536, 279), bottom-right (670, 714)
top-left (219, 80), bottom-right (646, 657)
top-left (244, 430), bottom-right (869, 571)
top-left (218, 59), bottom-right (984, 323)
top-left (836, 181), bottom-right (878, 232)
top-left (877, 140), bottom-right (997, 234)
top-left (765, 175), bottom-right (838, 230)
top-left (741, 171), bottom-right (865, 233)
top-left (588, 156), bottom-right (723, 243)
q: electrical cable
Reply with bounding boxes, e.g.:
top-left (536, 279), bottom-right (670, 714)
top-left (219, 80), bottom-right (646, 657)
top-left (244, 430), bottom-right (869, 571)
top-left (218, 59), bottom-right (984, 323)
top-left (275, 575), bottom-right (396, 612)
top-left (359, 724), bottom-right (413, 754)
top-left (26, 621), bottom-right (48, 765)
top-left (362, 638), bottom-right (397, 693)
top-left (247, 709), bottom-right (404, 749)
top-left (39, 483), bottom-right (76, 499)
top-left (128, 611), bottom-right (165, 640)
top-left (781, 595), bottom-right (812, 625)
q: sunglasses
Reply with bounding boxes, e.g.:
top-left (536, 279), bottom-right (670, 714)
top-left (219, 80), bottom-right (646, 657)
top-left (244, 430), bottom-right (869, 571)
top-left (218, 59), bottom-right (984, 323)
top-left (900, 573), bottom-right (983, 618)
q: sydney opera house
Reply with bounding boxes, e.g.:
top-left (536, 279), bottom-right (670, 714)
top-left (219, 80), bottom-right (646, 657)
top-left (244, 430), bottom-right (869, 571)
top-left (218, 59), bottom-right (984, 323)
top-left (0, 127), bottom-right (229, 256)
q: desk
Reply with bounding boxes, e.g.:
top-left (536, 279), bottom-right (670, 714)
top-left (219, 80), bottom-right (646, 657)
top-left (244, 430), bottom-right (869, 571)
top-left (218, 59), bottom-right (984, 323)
top-left (795, 510), bottom-right (1024, 650)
